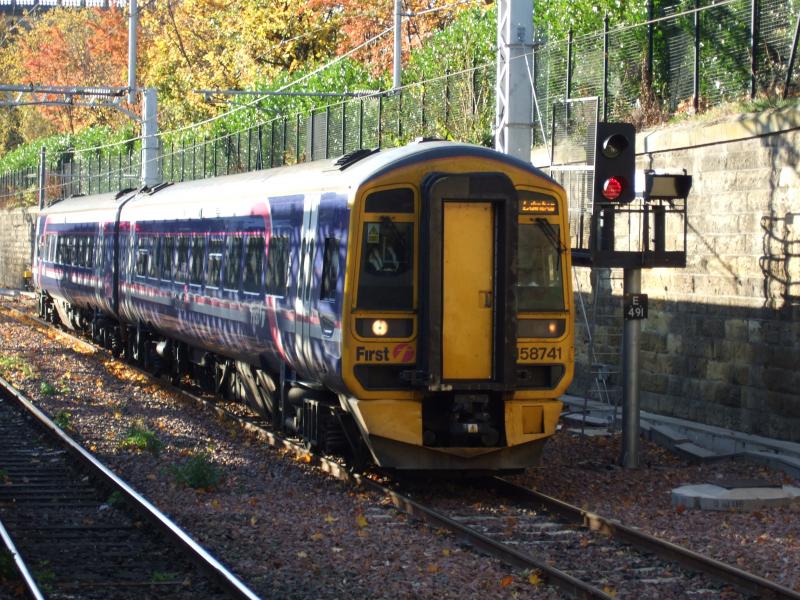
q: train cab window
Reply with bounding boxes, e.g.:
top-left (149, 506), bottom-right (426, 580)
top-left (161, 236), bottom-right (175, 281)
top-left (175, 237), bottom-right (190, 283)
top-left (190, 236), bottom-right (205, 286)
top-left (517, 220), bottom-right (565, 311)
top-left (224, 236), bottom-right (243, 291)
top-left (265, 235), bottom-right (289, 296)
top-left (357, 217), bottom-right (413, 310)
top-left (320, 238), bottom-right (339, 301)
top-left (206, 236), bottom-right (224, 289)
top-left (243, 234), bottom-right (265, 294)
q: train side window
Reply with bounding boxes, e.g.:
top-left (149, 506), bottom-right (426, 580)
top-left (320, 238), bottom-right (339, 301)
top-left (161, 236), bottom-right (175, 281)
top-left (266, 235), bottom-right (289, 296)
top-left (67, 236), bottom-right (76, 266)
top-left (136, 237), bottom-right (150, 278)
top-left (207, 236), bottom-right (224, 289)
top-left (87, 236), bottom-right (95, 269)
top-left (175, 236), bottom-right (190, 283)
top-left (243, 234), bottom-right (265, 294)
top-left (76, 236), bottom-right (85, 267)
top-left (224, 236), bottom-right (243, 291)
top-left (149, 237), bottom-right (160, 279)
top-left (190, 236), bottom-right (205, 286)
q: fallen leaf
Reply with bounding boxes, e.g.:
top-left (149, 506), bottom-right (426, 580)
top-left (500, 575), bottom-right (514, 587)
top-left (211, 499), bottom-right (221, 509)
top-left (675, 504), bottom-right (687, 514)
top-left (296, 551), bottom-right (307, 559)
top-left (355, 513), bottom-right (368, 528)
top-left (325, 514), bottom-right (337, 525)
top-left (442, 549), bottom-right (450, 557)
top-left (427, 564), bottom-right (439, 574)
top-left (250, 516), bottom-right (258, 526)
top-left (311, 533), bottom-right (324, 542)
top-left (603, 585), bottom-right (617, 597)
top-left (529, 572), bottom-right (542, 586)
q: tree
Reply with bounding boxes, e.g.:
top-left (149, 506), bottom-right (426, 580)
top-left (14, 7), bottom-right (132, 134)
top-left (139, 0), bottom-right (340, 130)
top-left (304, 0), bottom-right (475, 78)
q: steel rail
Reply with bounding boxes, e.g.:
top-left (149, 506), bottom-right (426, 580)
top-left (0, 374), bottom-right (260, 600)
top-left (490, 477), bottom-right (800, 600)
top-left (0, 517), bottom-right (45, 600)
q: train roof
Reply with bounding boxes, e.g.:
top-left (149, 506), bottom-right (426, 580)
top-left (40, 141), bottom-right (557, 220)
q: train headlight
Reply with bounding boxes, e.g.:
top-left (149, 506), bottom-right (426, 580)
top-left (547, 321), bottom-right (559, 335)
top-left (371, 319), bottom-right (389, 336)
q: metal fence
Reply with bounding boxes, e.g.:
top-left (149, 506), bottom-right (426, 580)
top-left (0, 0), bottom-right (798, 207)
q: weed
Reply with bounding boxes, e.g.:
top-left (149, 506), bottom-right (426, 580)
top-left (107, 490), bottom-right (126, 508)
top-left (32, 561), bottom-right (55, 587)
top-left (0, 468), bottom-right (8, 483)
top-left (170, 453), bottom-right (223, 490)
top-left (151, 570), bottom-right (180, 583)
top-left (0, 354), bottom-right (34, 380)
top-left (53, 410), bottom-right (72, 430)
top-left (119, 422), bottom-right (163, 456)
top-left (40, 381), bottom-right (57, 396)
top-left (0, 549), bottom-right (18, 582)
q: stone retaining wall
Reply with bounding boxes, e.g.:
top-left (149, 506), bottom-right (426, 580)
top-left (570, 106), bottom-right (800, 442)
top-left (0, 207), bottom-right (35, 289)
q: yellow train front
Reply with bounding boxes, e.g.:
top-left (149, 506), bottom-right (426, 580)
top-left (340, 141), bottom-right (574, 470)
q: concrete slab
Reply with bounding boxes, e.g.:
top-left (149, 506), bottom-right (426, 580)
top-left (674, 442), bottom-right (722, 461)
top-left (671, 483), bottom-right (800, 511)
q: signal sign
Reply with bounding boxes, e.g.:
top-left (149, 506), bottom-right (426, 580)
top-left (623, 293), bottom-right (648, 320)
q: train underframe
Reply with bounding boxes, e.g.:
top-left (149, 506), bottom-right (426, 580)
top-left (38, 292), bottom-right (367, 464)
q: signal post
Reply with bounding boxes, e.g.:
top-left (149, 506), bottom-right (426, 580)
top-left (589, 122), bottom-right (692, 468)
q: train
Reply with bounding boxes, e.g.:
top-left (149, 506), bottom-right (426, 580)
top-left (33, 139), bottom-right (575, 471)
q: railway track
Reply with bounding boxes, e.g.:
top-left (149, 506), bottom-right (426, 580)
top-left (0, 373), bottom-right (258, 600)
top-left (3, 300), bottom-right (799, 599)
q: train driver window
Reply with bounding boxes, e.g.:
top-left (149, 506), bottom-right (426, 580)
top-left (135, 238), bottom-right (150, 278)
top-left (357, 217), bottom-right (413, 310)
top-left (243, 234), bottom-right (265, 294)
top-left (517, 220), bottom-right (565, 311)
top-left (320, 238), bottom-right (339, 301)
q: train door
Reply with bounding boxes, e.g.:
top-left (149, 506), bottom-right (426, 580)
top-left (442, 201), bottom-right (494, 379)
top-left (421, 173), bottom-right (518, 389)
top-left (294, 193), bottom-right (320, 377)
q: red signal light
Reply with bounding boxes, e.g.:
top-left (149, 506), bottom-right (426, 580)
top-left (602, 177), bottom-right (624, 201)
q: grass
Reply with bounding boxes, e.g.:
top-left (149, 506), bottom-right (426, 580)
top-left (170, 453), bottom-right (223, 491)
top-left (118, 422), bottom-right (162, 456)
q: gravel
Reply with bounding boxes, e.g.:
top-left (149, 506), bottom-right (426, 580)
top-left (1, 293), bottom-right (798, 598)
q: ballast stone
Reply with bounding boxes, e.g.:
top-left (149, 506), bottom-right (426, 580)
top-left (671, 483), bottom-right (800, 511)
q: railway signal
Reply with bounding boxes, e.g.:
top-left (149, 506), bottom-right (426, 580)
top-left (594, 122), bottom-right (636, 204)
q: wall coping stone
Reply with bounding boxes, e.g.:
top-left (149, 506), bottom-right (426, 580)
top-left (639, 104), bottom-right (800, 155)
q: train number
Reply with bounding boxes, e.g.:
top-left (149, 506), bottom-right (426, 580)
top-left (517, 346), bottom-right (561, 361)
